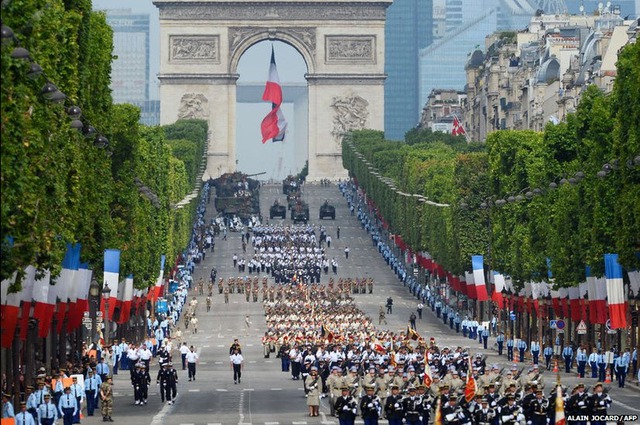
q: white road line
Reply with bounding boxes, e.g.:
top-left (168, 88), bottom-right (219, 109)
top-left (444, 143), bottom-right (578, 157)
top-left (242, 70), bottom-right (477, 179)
top-left (207, 423), bottom-right (222, 425)
top-left (188, 389), bottom-right (200, 392)
top-left (270, 388), bottom-right (282, 391)
top-left (265, 422), bottom-right (280, 425)
top-left (246, 344), bottom-right (254, 347)
top-left (249, 360), bottom-right (256, 364)
top-left (242, 388), bottom-right (255, 391)
top-left (200, 362), bottom-right (207, 364)
top-left (264, 360), bottom-right (273, 363)
top-left (292, 422), bottom-right (308, 425)
top-left (215, 361), bottom-right (223, 364)
top-left (203, 345), bottom-right (210, 348)
top-left (150, 393), bottom-right (173, 425)
top-left (217, 344), bottom-right (225, 347)
top-left (216, 388), bottom-right (228, 392)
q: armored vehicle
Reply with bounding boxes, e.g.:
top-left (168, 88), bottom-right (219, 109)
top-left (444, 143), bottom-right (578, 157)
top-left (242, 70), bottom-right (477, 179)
top-left (291, 201), bottom-right (310, 224)
top-left (212, 172), bottom-right (261, 221)
top-left (269, 200), bottom-right (287, 219)
top-left (319, 201), bottom-right (336, 220)
top-left (282, 175), bottom-right (302, 195)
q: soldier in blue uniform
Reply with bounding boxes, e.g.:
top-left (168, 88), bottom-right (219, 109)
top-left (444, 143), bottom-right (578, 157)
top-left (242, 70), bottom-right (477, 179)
top-left (57, 387), bottom-right (78, 425)
top-left (496, 332), bottom-right (505, 355)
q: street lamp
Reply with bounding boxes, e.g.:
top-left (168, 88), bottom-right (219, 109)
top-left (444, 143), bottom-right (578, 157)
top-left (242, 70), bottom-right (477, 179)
top-left (102, 283), bottom-right (111, 346)
top-left (89, 279), bottom-right (100, 345)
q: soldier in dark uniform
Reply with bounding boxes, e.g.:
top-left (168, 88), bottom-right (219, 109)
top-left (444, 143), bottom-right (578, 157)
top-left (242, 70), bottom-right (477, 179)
top-left (588, 382), bottom-right (611, 425)
top-left (474, 398), bottom-right (496, 425)
top-left (334, 386), bottom-right (357, 425)
top-left (527, 389), bottom-right (549, 425)
top-left (384, 384), bottom-right (405, 425)
top-left (156, 362), bottom-right (178, 404)
top-left (132, 363), bottom-right (150, 405)
top-left (497, 395), bottom-right (523, 425)
top-left (566, 383), bottom-right (589, 425)
top-left (359, 385), bottom-right (382, 425)
top-left (402, 386), bottom-right (424, 425)
top-left (441, 395), bottom-right (463, 424)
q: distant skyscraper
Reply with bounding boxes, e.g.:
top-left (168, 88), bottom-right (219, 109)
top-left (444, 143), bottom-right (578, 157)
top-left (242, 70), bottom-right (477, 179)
top-left (103, 9), bottom-right (158, 125)
top-left (384, 0), bottom-right (433, 140)
top-left (418, 0), bottom-right (534, 111)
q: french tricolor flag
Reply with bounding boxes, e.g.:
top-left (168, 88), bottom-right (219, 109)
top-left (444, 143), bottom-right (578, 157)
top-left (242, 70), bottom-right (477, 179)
top-left (260, 46), bottom-right (288, 143)
top-left (0, 273), bottom-right (20, 348)
top-left (118, 275), bottom-right (134, 324)
top-left (464, 271), bottom-right (476, 299)
top-left (604, 253), bottom-right (627, 329)
top-left (472, 255), bottom-right (488, 301)
top-left (102, 249), bottom-right (121, 320)
top-left (56, 243), bottom-right (81, 333)
top-left (32, 268), bottom-right (52, 337)
top-left (150, 255), bottom-right (166, 303)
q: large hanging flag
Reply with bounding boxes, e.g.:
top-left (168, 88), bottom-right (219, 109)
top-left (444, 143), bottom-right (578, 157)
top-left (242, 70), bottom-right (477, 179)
top-left (0, 272), bottom-right (20, 348)
top-left (555, 384), bottom-right (566, 425)
top-left (56, 243), bottom-right (81, 333)
top-left (32, 269), bottom-right (52, 337)
top-left (604, 253), bottom-right (627, 329)
top-left (472, 255), bottom-right (488, 301)
top-left (118, 275), bottom-right (134, 324)
top-left (102, 249), bottom-right (121, 320)
top-left (260, 46), bottom-right (288, 143)
top-left (150, 255), bottom-right (166, 303)
top-left (452, 115), bottom-right (466, 136)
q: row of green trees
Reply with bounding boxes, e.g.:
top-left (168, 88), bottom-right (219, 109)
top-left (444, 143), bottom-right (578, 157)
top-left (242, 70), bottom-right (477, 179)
top-left (343, 41), bottom-right (639, 288)
top-left (1, 0), bottom-right (206, 289)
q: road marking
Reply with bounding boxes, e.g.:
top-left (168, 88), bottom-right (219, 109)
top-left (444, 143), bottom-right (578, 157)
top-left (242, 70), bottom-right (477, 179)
top-left (242, 388), bottom-right (254, 391)
top-left (292, 422), bottom-right (308, 425)
top-left (270, 388), bottom-right (282, 391)
top-left (246, 343), bottom-right (254, 347)
top-left (203, 345), bottom-right (210, 348)
top-left (150, 392), bottom-right (173, 425)
top-left (217, 344), bottom-right (225, 347)
top-left (188, 389), bottom-right (200, 392)
top-left (249, 360), bottom-right (256, 364)
top-left (264, 360), bottom-right (273, 363)
top-left (265, 422), bottom-right (280, 425)
top-left (215, 388), bottom-right (228, 392)
top-left (207, 423), bottom-right (222, 425)
top-left (215, 361), bottom-right (223, 364)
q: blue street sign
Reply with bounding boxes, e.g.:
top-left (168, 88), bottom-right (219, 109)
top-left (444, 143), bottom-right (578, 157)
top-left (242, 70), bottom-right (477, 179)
top-left (550, 320), bottom-right (557, 329)
top-left (509, 311), bottom-right (516, 321)
top-left (556, 319), bottom-right (566, 330)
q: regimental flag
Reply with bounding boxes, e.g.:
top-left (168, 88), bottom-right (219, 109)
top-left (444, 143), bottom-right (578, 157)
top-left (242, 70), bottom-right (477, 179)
top-left (472, 255), bottom-right (489, 301)
top-left (320, 324), bottom-right (334, 343)
top-left (389, 350), bottom-right (397, 368)
top-left (373, 340), bottom-right (386, 355)
top-left (605, 253), bottom-right (627, 329)
top-left (434, 395), bottom-right (443, 425)
top-left (555, 384), bottom-right (566, 425)
top-left (260, 46), bottom-right (288, 143)
top-left (423, 364), bottom-right (433, 388)
top-left (452, 115), bottom-right (466, 136)
top-left (464, 356), bottom-right (477, 403)
top-left (406, 326), bottom-right (420, 341)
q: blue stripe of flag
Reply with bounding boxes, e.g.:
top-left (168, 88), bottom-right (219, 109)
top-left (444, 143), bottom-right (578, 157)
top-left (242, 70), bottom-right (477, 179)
top-left (604, 254), bottom-right (623, 279)
top-left (472, 255), bottom-right (484, 272)
top-left (104, 249), bottom-right (121, 274)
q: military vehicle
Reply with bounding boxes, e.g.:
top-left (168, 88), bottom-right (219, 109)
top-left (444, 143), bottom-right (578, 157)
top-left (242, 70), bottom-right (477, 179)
top-left (212, 172), bottom-right (263, 221)
top-left (282, 175), bottom-right (302, 195)
top-left (291, 200), bottom-right (310, 224)
top-left (269, 200), bottom-right (287, 219)
top-left (319, 200), bottom-right (336, 220)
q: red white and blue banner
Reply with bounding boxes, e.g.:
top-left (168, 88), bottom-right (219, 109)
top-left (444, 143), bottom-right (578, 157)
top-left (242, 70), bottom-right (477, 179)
top-left (103, 249), bottom-right (121, 320)
top-left (604, 253), bottom-right (627, 329)
top-left (472, 255), bottom-right (488, 301)
top-left (260, 46), bottom-right (288, 143)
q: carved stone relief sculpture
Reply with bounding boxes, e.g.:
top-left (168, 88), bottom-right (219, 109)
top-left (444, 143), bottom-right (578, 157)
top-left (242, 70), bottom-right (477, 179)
top-left (330, 95), bottom-right (369, 144)
top-left (325, 36), bottom-right (375, 63)
top-left (170, 36), bottom-right (220, 62)
top-left (178, 93), bottom-right (209, 120)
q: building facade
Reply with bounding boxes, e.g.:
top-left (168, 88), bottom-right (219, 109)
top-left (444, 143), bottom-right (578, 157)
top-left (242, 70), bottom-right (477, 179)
top-left (463, 9), bottom-right (638, 141)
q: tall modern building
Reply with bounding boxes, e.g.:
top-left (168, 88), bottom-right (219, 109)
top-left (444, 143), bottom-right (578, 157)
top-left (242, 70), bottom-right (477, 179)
top-left (103, 9), bottom-right (159, 125)
top-left (418, 0), bottom-right (534, 111)
top-left (384, 0), bottom-right (433, 141)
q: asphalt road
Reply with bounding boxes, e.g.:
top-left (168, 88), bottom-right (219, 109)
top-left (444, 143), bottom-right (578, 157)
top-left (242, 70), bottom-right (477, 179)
top-left (82, 182), bottom-right (640, 425)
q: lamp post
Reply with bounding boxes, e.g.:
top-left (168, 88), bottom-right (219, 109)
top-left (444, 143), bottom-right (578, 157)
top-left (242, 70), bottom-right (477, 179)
top-left (89, 279), bottom-right (100, 345)
top-left (102, 283), bottom-right (111, 346)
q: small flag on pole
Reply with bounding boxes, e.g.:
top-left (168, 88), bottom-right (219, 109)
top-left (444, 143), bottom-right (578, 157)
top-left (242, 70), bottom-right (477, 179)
top-left (555, 384), bottom-right (566, 425)
top-left (464, 356), bottom-right (477, 402)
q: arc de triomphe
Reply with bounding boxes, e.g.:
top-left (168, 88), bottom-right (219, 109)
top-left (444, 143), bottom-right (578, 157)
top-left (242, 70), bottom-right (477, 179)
top-left (154, 0), bottom-right (391, 181)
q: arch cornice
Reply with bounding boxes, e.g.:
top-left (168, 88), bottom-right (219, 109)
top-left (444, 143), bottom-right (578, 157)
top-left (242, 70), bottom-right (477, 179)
top-left (228, 27), bottom-right (316, 74)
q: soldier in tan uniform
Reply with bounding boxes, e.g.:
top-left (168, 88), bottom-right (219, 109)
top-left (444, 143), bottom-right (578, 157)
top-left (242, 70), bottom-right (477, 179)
top-left (500, 371), bottom-right (520, 395)
top-left (327, 366), bottom-right (344, 417)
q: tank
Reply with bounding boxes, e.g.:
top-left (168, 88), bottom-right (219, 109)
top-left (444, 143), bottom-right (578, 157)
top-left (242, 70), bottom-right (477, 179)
top-left (319, 201), bottom-right (336, 220)
top-left (269, 200), bottom-right (287, 219)
top-left (212, 172), bottom-right (261, 220)
top-left (291, 200), bottom-right (310, 224)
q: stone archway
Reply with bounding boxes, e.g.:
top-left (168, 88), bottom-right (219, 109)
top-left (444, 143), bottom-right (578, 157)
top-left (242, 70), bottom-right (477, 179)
top-left (154, 0), bottom-right (391, 181)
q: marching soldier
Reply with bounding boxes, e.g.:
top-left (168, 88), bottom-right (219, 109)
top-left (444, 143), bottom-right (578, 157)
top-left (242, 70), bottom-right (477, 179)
top-left (327, 366), bottom-right (344, 416)
top-left (589, 382), bottom-right (611, 425)
top-left (474, 398), bottom-right (496, 425)
top-left (566, 383), bottom-right (589, 425)
top-left (384, 384), bottom-right (405, 425)
top-left (403, 386), bottom-right (424, 425)
top-left (37, 394), bottom-right (58, 425)
top-left (133, 363), bottom-right (150, 405)
top-left (334, 386), bottom-right (357, 425)
top-left (498, 395), bottom-right (524, 425)
top-left (527, 389), bottom-right (549, 425)
top-left (156, 362), bottom-right (178, 405)
top-left (359, 385), bottom-right (382, 424)
top-left (58, 387), bottom-right (78, 425)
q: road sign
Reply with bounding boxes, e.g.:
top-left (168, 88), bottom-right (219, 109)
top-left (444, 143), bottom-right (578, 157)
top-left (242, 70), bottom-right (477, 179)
top-left (550, 320), bottom-right (557, 329)
top-left (555, 319), bottom-right (566, 330)
top-left (576, 320), bottom-right (587, 334)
